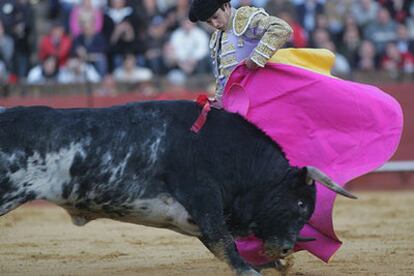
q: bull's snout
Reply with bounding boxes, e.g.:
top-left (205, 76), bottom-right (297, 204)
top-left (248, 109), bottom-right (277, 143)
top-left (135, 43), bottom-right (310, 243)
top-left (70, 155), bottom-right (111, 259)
top-left (264, 240), bottom-right (295, 259)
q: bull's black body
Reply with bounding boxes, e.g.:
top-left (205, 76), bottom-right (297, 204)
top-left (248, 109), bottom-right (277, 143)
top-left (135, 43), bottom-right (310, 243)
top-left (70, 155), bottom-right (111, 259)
top-left (0, 101), bottom-right (316, 275)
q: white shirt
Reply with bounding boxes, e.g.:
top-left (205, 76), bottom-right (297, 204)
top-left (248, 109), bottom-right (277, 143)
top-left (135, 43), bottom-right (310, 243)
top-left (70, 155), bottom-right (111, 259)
top-left (169, 26), bottom-right (209, 63)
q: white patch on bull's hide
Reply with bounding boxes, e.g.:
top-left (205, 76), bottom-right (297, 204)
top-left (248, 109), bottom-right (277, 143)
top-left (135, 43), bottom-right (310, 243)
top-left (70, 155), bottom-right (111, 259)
top-left (143, 122), bottom-right (166, 165)
top-left (125, 194), bottom-right (200, 236)
top-left (108, 151), bottom-right (131, 183)
top-left (7, 143), bottom-right (85, 202)
top-left (149, 137), bottom-right (161, 164)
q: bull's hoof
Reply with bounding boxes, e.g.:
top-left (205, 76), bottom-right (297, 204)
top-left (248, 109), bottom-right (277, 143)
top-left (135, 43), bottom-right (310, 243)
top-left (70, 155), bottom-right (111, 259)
top-left (252, 257), bottom-right (294, 275)
top-left (71, 216), bottom-right (90, 226)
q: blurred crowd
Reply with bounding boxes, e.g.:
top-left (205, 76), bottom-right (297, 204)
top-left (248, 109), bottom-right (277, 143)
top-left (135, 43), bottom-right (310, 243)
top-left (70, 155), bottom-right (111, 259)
top-left (0, 0), bottom-right (413, 88)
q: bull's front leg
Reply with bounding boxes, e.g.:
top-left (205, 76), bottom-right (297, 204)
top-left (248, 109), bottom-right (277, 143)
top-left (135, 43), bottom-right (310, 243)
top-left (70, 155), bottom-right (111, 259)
top-left (186, 191), bottom-right (260, 275)
top-left (198, 229), bottom-right (260, 276)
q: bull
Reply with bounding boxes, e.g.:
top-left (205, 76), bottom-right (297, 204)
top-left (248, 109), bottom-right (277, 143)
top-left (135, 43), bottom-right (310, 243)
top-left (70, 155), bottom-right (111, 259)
top-left (0, 101), bottom-right (355, 275)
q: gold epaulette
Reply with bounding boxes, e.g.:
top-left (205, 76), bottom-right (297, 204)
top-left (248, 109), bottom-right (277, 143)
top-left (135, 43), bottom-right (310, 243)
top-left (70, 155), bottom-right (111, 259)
top-left (233, 6), bottom-right (269, 36)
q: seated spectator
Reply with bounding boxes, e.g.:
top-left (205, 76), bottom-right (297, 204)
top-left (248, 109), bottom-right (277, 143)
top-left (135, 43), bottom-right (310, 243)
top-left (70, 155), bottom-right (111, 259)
top-left (71, 22), bottom-right (108, 76)
top-left (356, 40), bottom-right (378, 71)
top-left (0, 60), bottom-right (8, 84)
top-left (103, 0), bottom-right (146, 72)
top-left (58, 0), bottom-right (79, 31)
top-left (58, 56), bottom-right (101, 83)
top-left (0, 20), bottom-right (14, 70)
top-left (139, 0), bottom-right (163, 23)
top-left (338, 25), bottom-right (361, 68)
top-left (69, 0), bottom-right (103, 37)
top-left (295, 0), bottom-right (325, 35)
top-left (113, 53), bottom-right (153, 83)
top-left (163, 0), bottom-right (190, 32)
top-left (278, 11), bottom-right (307, 48)
top-left (381, 42), bottom-right (414, 78)
top-left (0, 0), bottom-right (34, 79)
top-left (144, 16), bottom-right (169, 75)
top-left (0, 59), bottom-right (9, 96)
top-left (395, 23), bottom-right (414, 55)
top-left (363, 7), bottom-right (397, 53)
top-left (309, 28), bottom-right (331, 48)
top-left (321, 41), bottom-right (351, 77)
top-left (27, 55), bottom-right (60, 84)
top-left (351, 0), bottom-right (379, 28)
top-left (380, 0), bottom-right (412, 23)
top-left (164, 19), bottom-right (209, 76)
top-left (39, 21), bottom-right (72, 67)
top-left (58, 0), bottom-right (106, 30)
top-left (265, 0), bottom-right (296, 17)
top-left (324, 0), bottom-right (353, 36)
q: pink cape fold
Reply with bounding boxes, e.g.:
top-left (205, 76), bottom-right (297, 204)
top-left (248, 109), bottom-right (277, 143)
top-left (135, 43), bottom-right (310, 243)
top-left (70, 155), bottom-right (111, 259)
top-left (223, 63), bottom-right (403, 264)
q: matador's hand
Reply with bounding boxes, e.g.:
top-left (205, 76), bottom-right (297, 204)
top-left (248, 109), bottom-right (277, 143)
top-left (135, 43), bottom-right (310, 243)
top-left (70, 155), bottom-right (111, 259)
top-left (245, 59), bottom-right (259, 70)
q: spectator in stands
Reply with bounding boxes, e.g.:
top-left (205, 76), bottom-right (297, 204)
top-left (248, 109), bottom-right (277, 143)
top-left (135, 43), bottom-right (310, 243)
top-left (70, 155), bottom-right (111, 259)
top-left (0, 20), bottom-right (14, 71)
top-left (71, 22), bottom-right (108, 76)
top-left (58, 55), bottom-right (101, 83)
top-left (265, 0), bottom-right (296, 17)
top-left (278, 10), bottom-right (307, 48)
top-left (103, 0), bottom-right (146, 72)
top-left (405, 10), bottom-right (414, 37)
top-left (39, 21), bottom-right (73, 67)
top-left (113, 53), bottom-right (153, 83)
top-left (380, 0), bottom-right (412, 23)
top-left (351, 0), bottom-right (379, 28)
top-left (309, 28), bottom-right (331, 48)
top-left (58, 0), bottom-right (106, 30)
top-left (324, 0), bottom-right (353, 37)
top-left (0, 60), bottom-right (8, 84)
top-left (357, 40), bottom-right (378, 71)
top-left (395, 23), bottom-right (414, 55)
top-left (163, 0), bottom-right (190, 33)
top-left (381, 41), bottom-right (414, 78)
top-left (144, 16), bottom-right (169, 75)
top-left (164, 19), bottom-right (210, 77)
top-left (141, 0), bottom-right (163, 23)
top-left (295, 0), bottom-right (324, 35)
top-left (27, 55), bottom-right (60, 84)
top-left (57, 0), bottom-right (78, 31)
top-left (363, 7), bottom-right (397, 53)
top-left (0, 0), bottom-right (34, 79)
top-left (339, 24), bottom-right (361, 69)
top-left (321, 40), bottom-right (351, 77)
top-left (69, 0), bottom-right (103, 37)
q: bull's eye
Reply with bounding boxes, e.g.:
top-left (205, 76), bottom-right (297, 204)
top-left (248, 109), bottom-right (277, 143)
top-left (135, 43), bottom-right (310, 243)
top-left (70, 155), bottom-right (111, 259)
top-left (298, 200), bottom-right (304, 208)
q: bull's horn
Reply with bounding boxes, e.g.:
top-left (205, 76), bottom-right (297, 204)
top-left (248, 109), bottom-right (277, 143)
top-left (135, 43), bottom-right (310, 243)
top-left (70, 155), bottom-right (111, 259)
top-left (306, 166), bottom-right (358, 199)
top-left (297, 236), bottom-right (316, 242)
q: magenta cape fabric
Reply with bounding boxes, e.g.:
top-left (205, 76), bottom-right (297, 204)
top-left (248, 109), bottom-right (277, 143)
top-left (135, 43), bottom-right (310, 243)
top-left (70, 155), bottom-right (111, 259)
top-left (222, 63), bottom-right (403, 264)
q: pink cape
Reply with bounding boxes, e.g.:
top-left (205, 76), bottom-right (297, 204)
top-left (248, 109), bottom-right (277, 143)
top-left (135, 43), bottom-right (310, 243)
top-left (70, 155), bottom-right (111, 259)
top-left (222, 62), bottom-right (403, 264)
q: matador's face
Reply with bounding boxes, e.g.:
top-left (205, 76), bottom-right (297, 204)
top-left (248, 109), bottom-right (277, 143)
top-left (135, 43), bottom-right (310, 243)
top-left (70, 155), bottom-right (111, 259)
top-left (206, 3), bottom-right (232, 31)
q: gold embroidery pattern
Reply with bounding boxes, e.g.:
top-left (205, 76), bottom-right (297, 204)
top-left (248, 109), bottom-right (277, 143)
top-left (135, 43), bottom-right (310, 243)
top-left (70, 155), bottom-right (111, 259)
top-left (233, 6), bottom-right (267, 36)
top-left (219, 55), bottom-right (237, 70)
top-left (221, 43), bottom-right (236, 56)
top-left (249, 12), bottom-right (293, 67)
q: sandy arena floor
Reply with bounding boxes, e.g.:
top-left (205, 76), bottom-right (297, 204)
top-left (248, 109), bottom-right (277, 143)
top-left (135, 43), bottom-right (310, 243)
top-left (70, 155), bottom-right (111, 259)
top-left (0, 191), bottom-right (413, 276)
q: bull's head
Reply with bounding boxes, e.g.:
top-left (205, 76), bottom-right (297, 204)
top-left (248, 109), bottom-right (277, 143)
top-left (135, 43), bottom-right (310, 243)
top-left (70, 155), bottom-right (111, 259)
top-left (252, 166), bottom-right (356, 260)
